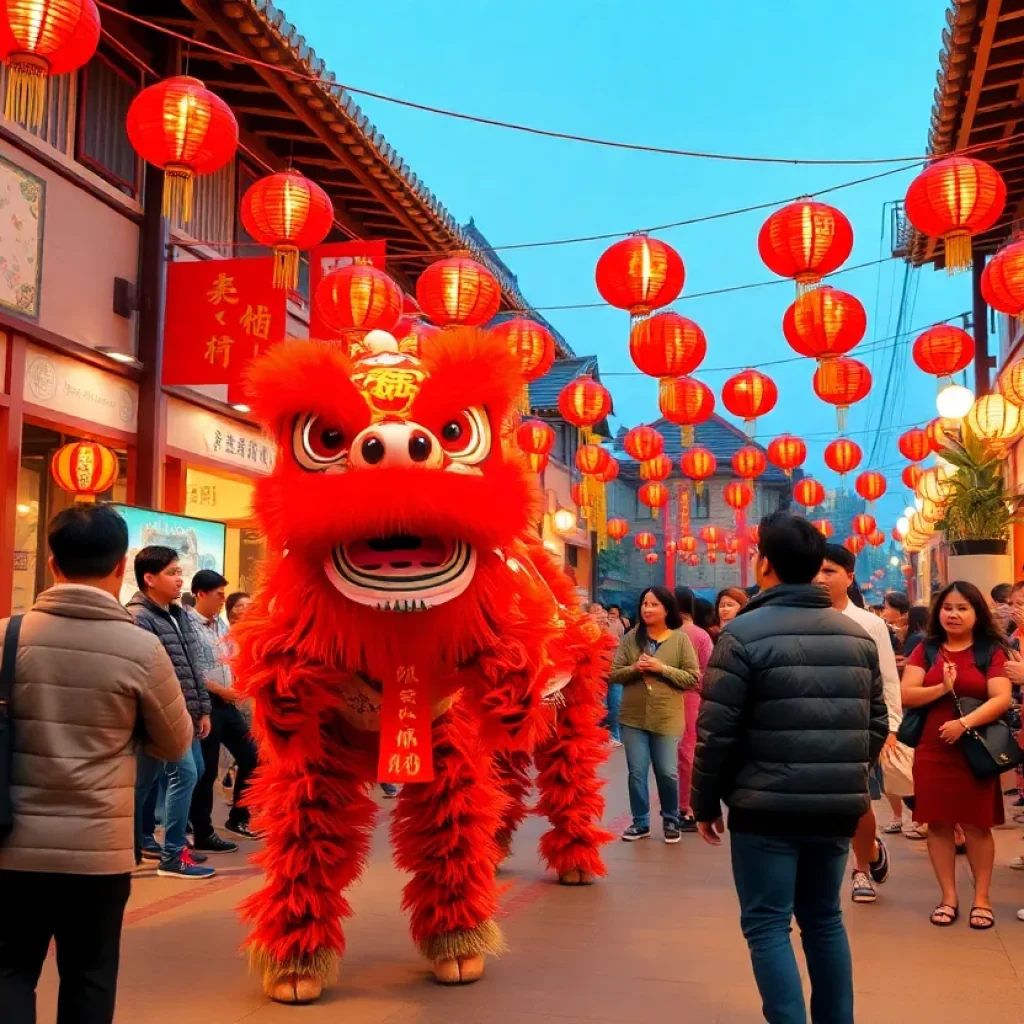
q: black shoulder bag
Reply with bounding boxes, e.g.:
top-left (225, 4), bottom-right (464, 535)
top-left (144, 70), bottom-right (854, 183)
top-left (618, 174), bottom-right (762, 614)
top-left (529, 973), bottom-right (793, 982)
top-left (0, 615), bottom-right (24, 843)
top-left (951, 671), bottom-right (1024, 780)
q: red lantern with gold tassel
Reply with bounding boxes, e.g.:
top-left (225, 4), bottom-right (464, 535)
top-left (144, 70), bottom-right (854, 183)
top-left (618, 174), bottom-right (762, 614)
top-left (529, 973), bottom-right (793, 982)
top-left (640, 454), bottom-right (672, 482)
top-left (660, 376), bottom-right (715, 447)
top-left (982, 238), bottom-right (1024, 323)
top-left (700, 525), bottom-right (723, 549)
top-left (624, 424), bottom-right (664, 462)
top-left (732, 446), bottom-right (767, 480)
top-left (607, 517), bottom-right (629, 542)
top-left (722, 369), bottom-right (778, 434)
top-left (867, 529), bottom-right (886, 547)
top-left (316, 263), bottom-right (403, 335)
top-left (558, 376), bottom-right (612, 433)
top-left (526, 452), bottom-right (549, 474)
top-left (902, 465), bottom-right (924, 491)
top-left (898, 427), bottom-right (931, 462)
top-left (758, 201), bottom-right (853, 293)
top-left (844, 535), bottom-right (867, 555)
top-left (629, 312), bottom-right (706, 377)
top-left (516, 419), bottom-right (555, 456)
top-left (634, 531), bottom-right (657, 551)
top-left (50, 440), bottom-right (118, 500)
top-left (813, 357), bottom-right (871, 431)
top-left (812, 519), bottom-right (834, 538)
top-left (912, 325), bottom-right (975, 384)
top-left (824, 438), bottom-right (863, 480)
top-left (575, 444), bottom-right (611, 477)
top-left (852, 513), bottom-right (877, 538)
top-left (639, 481), bottom-right (669, 518)
top-left (416, 256), bottom-right (501, 327)
top-left (855, 471), bottom-right (887, 506)
top-left (767, 435), bottom-right (807, 477)
top-left (680, 446), bottom-right (716, 495)
top-left (723, 480), bottom-right (754, 512)
top-left (595, 235), bottom-right (684, 315)
top-left (782, 287), bottom-right (866, 389)
top-left (678, 536), bottom-right (697, 555)
top-left (793, 477), bottom-right (825, 510)
top-left (571, 482), bottom-right (590, 512)
top-left (490, 317), bottom-right (557, 383)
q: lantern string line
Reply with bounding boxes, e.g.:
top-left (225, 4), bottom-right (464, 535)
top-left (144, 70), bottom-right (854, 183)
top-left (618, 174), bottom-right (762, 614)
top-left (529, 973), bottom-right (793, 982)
top-left (95, 3), bottom-right (1024, 168)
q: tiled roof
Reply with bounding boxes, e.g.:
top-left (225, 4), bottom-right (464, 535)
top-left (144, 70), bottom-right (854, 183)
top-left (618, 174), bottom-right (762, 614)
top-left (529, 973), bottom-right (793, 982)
top-left (611, 415), bottom-right (789, 484)
top-left (528, 356), bottom-right (600, 412)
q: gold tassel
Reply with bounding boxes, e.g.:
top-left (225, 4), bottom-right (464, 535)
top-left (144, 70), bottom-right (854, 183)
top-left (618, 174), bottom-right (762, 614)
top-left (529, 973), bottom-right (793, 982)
top-left (836, 407), bottom-right (847, 433)
top-left (5, 57), bottom-right (47, 131)
top-left (795, 274), bottom-right (821, 297)
top-left (163, 166), bottom-right (195, 223)
top-left (518, 384), bottom-right (530, 414)
top-left (273, 247), bottom-right (300, 290)
top-left (944, 231), bottom-right (971, 275)
top-left (696, 480), bottom-right (704, 497)
top-left (681, 425), bottom-right (694, 448)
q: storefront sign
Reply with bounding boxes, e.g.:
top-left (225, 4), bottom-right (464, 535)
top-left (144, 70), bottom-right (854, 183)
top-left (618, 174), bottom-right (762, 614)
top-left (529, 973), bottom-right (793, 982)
top-left (22, 342), bottom-right (138, 433)
top-left (163, 257), bottom-right (287, 396)
top-left (308, 240), bottom-right (387, 340)
top-left (166, 397), bottom-right (276, 476)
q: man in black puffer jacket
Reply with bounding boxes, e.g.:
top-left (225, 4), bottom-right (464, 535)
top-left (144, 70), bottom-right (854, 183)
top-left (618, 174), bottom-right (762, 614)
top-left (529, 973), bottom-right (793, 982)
top-left (692, 512), bottom-right (886, 1024)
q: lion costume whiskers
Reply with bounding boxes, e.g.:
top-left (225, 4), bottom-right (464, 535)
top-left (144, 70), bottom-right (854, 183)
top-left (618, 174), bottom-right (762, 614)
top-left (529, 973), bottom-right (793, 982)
top-left (233, 327), bottom-right (612, 1004)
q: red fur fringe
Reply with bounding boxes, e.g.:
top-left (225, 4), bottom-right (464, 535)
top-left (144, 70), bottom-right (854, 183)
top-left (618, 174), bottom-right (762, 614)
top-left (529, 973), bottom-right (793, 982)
top-left (493, 751), bottom-right (533, 853)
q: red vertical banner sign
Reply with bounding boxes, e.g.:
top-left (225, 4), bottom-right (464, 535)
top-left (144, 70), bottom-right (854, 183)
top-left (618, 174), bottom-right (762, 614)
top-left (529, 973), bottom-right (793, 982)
top-left (736, 507), bottom-right (749, 588)
top-left (664, 483), bottom-right (675, 590)
top-left (308, 240), bottom-right (388, 339)
top-left (163, 257), bottom-right (287, 399)
top-left (377, 664), bottom-right (435, 784)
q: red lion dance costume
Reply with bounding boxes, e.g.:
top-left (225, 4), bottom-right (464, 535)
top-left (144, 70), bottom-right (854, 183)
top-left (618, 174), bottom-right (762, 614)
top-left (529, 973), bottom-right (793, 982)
top-left (234, 326), bottom-right (612, 1004)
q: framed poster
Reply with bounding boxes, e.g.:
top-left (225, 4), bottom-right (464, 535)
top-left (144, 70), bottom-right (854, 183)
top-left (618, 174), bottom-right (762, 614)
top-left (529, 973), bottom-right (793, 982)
top-left (0, 153), bottom-right (44, 318)
top-left (109, 504), bottom-right (227, 606)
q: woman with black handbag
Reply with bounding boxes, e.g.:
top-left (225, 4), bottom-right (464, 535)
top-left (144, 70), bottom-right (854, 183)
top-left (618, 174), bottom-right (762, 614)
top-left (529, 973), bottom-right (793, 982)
top-left (901, 582), bottom-right (1014, 930)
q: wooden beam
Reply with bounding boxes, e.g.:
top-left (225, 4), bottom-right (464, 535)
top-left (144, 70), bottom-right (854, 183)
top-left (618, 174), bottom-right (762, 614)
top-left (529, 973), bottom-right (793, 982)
top-left (252, 129), bottom-right (320, 143)
top-left (231, 105), bottom-right (301, 119)
top-left (0, 332), bottom-right (25, 617)
top-left (200, 80), bottom-right (274, 94)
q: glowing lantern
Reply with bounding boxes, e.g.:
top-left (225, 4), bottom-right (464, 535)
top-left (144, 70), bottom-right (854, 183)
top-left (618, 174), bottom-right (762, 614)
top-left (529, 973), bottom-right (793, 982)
top-left (665, 540), bottom-right (677, 556)
top-left (707, 551), bottom-right (719, 565)
top-left (630, 312), bottom-right (706, 378)
top-left (891, 527), bottom-right (904, 542)
top-left (855, 471), bottom-right (887, 505)
top-left (767, 434), bottom-right (807, 477)
top-left (597, 458), bottom-right (620, 484)
top-left (824, 438), bottom-right (863, 478)
top-left (575, 444), bottom-right (611, 476)
top-left (639, 481), bottom-right (669, 516)
top-left (723, 535), bottom-right (740, 555)
top-left (725, 553), bottom-right (737, 565)
top-left (595, 235), bottom-right (684, 315)
top-left (558, 376), bottom-right (612, 430)
top-left (758, 200), bottom-right (854, 292)
top-left (782, 288), bottom-right (866, 381)
top-left (127, 76), bottom-right (239, 223)
top-left (723, 480), bottom-right (754, 511)
top-left (640, 454), bottom-right (672, 481)
top-left (982, 239), bottom-right (1024, 322)
top-left (926, 416), bottom-right (960, 453)
top-left (635, 532), bottom-right (657, 550)
top-left (912, 325), bottom-right (975, 383)
top-left (904, 156), bottom-right (1006, 273)
top-left (898, 427), bottom-right (931, 462)
top-left (919, 498), bottom-right (943, 525)
top-left (812, 519), bottom-right (834, 537)
top-left (998, 362), bottom-right (1024, 408)
top-left (0, 0), bottom-right (99, 130)
top-left (722, 369), bottom-right (778, 432)
top-left (813, 357), bottom-right (871, 430)
top-left (966, 393), bottom-right (1023, 448)
top-left (394, 316), bottom-right (442, 357)
top-left (416, 256), bottom-right (501, 327)
top-left (732, 446), bottom-right (767, 480)
top-left (793, 477), bottom-right (825, 509)
top-left (852, 513), bottom-right (876, 537)
top-left (490, 318), bottom-right (556, 382)
top-left (240, 170), bottom-right (334, 289)
top-left (678, 536), bottom-right (697, 554)
top-left (571, 482), bottom-right (590, 510)
top-left (607, 518), bottom-right (629, 542)
top-left (623, 424), bottom-right (664, 462)
top-left (700, 525), bottom-right (723, 548)
top-left (526, 452), bottom-right (549, 474)
top-left (680, 446), bottom-right (717, 495)
top-left (50, 441), bottom-right (118, 499)
top-left (516, 419), bottom-right (555, 456)
top-left (916, 468), bottom-right (952, 505)
top-left (553, 507), bottom-right (577, 534)
top-left (316, 264), bottom-right (403, 335)
top-left (659, 376), bottom-right (715, 446)
top-left (844, 535), bottom-right (866, 555)
top-left (645, 552), bottom-right (660, 565)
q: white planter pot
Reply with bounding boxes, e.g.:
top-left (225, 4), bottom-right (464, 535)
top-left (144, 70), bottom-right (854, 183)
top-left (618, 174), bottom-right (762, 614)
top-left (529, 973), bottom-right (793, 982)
top-left (946, 553), bottom-right (1013, 594)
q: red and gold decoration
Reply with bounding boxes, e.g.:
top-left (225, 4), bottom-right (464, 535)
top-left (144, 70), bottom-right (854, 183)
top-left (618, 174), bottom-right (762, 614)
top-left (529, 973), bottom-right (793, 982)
top-left (634, 531), bottom-right (657, 551)
top-left (782, 287), bottom-right (866, 386)
top-left (824, 437), bottom-right (862, 479)
top-left (50, 440), bottom-right (118, 500)
top-left (0, 0), bottom-right (99, 130)
top-left (127, 76), bottom-right (239, 223)
top-left (639, 481), bottom-right (669, 517)
top-left (416, 256), bottom-right (501, 327)
top-left (904, 156), bottom-right (1006, 273)
top-left (855, 471), bottom-right (887, 506)
top-left (680, 446), bottom-right (716, 495)
top-left (699, 525), bottom-right (723, 549)
top-left (607, 518), bottom-right (629, 542)
top-left (316, 263), bottom-right (403, 337)
top-left (595, 235), bottom-right (684, 315)
top-left (912, 325), bottom-right (975, 383)
top-left (732, 446), bottom-right (767, 480)
top-left (902, 464), bottom-right (924, 491)
top-left (575, 443), bottom-right (611, 476)
top-left (639, 453), bottom-right (672, 481)
top-left (793, 477), bottom-right (825, 510)
top-left (852, 513), bottom-right (876, 538)
top-left (725, 553), bottom-right (737, 565)
top-left (240, 170), bottom-right (334, 289)
top-left (721, 369), bottom-right (778, 433)
top-left (998, 361), bottom-right (1024, 408)
top-left (812, 356), bottom-right (871, 431)
top-left (629, 311), bottom-right (705, 378)
top-left (516, 419), bottom-right (555, 459)
top-left (571, 482), bottom-right (590, 513)
top-left (723, 480), bottom-right (754, 512)
top-left (659, 375), bottom-right (715, 447)
top-left (898, 427), bottom-right (931, 462)
top-left (812, 519), bottom-right (834, 538)
top-left (767, 434), bottom-right (807, 477)
top-left (624, 424), bottom-right (664, 461)
top-left (526, 452), bottom-right (549, 474)
top-left (490, 317), bottom-right (557, 385)
top-left (644, 552), bottom-right (660, 565)
top-left (394, 315), bottom-right (443, 357)
top-left (758, 200), bottom-right (854, 293)
top-left (926, 416), bottom-right (959, 453)
top-left (982, 239), bottom-right (1024, 322)
top-left (678, 536), bottom-right (697, 555)
top-left (558, 376), bottom-right (612, 432)
top-left (706, 551), bottom-right (718, 565)
top-left (844, 535), bottom-right (866, 555)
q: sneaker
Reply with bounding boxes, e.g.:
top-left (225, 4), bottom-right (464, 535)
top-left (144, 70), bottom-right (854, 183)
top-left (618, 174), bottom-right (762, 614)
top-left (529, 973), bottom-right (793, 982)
top-left (609, 739), bottom-right (623, 749)
top-left (192, 833), bottom-right (239, 854)
top-left (678, 814), bottom-right (698, 833)
top-left (851, 870), bottom-right (877, 904)
top-left (664, 823), bottom-right (681, 844)
top-left (869, 837), bottom-right (890, 884)
top-left (621, 825), bottom-right (651, 842)
top-left (882, 820), bottom-right (903, 834)
top-left (157, 848), bottom-right (216, 880)
top-left (140, 840), bottom-right (163, 862)
top-left (224, 820), bottom-right (262, 841)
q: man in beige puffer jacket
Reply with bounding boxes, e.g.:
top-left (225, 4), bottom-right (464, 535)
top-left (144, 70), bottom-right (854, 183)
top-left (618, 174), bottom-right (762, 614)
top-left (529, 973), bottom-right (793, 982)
top-left (0, 503), bottom-right (192, 1024)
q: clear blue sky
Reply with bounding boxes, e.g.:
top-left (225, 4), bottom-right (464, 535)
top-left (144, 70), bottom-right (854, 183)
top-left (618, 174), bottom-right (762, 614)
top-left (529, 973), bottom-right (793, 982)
top-left (283, 0), bottom-right (968, 531)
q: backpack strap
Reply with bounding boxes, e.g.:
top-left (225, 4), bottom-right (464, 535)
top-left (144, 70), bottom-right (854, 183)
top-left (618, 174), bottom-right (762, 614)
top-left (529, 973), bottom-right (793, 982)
top-left (973, 638), bottom-right (994, 676)
top-left (923, 640), bottom-right (941, 672)
top-left (0, 616), bottom-right (24, 719)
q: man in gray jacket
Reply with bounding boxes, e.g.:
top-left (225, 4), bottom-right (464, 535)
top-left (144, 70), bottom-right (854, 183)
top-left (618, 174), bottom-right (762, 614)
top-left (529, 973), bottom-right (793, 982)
top-left (0, 505), bottom-right (192, 1024)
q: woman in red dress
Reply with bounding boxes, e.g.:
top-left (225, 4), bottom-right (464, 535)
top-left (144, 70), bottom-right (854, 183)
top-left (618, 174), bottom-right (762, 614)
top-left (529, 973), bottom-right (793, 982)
top-left (902, 581), bottom-right (1012, 929)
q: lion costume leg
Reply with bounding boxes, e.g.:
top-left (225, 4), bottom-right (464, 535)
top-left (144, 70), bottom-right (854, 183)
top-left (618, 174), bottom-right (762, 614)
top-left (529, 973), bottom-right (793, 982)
top-left (391, 699), bottom-right (508, 984)
top-left (241, 717), bottom-right (376, 1004)
top-left (492, 750), bottom-right (532, 861)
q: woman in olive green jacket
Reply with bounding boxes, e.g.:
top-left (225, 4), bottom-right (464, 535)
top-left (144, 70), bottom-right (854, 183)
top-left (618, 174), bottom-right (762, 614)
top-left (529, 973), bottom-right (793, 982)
top-left (611, 586), bottom-right (700, 843)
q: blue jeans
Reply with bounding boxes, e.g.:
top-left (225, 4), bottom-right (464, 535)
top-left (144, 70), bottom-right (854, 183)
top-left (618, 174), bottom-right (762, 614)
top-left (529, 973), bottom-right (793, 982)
top-left (730, 832), bottom-right (854, 1024)
top-left (620, 725), bottom-right (679, 829)
top-left (135, 738), bottom-right (204, 860)
top-left (605, 683), bottom-right (623, 742)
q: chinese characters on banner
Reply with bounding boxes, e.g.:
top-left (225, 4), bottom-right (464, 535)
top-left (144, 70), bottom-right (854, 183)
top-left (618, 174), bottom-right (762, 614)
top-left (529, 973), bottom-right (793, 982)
top-left (377, 664), bottom-right (435, 783)
top-left (308, 240), bottom-right (388, 340)
top-left (163, 257), bottom-right (287, 401)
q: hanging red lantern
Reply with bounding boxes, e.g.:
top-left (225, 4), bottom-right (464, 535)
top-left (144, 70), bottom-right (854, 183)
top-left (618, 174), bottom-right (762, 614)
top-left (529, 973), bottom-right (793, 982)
top-left (595, 235), bottom-right (684, 315)
top-left (516, 419), bottom-right (555, 455)
top-left (50, 440), bottom-right (118, 499)
top-left (659, 376), bottom-right (715, 447)
top-left (526, 452), bottom-right (549, 474)
top-left (824, 438), bottom-right (863, 478)
top-left (0, 0), bottom-right (99, 130)
top-left (732, 446), bottom-right (767, 480)
top-left (490, 317), bottom-right (557, 382)
top-left (699, 525), bottom-right (723, 548)
top-left (416, 256), bottom-right (501, 327)
top-left (635, 531), bottom-right (657, 550)
top-left (645, 551), bottom-right (660, 565)
top-left (723, 535), bottom-right (740, 555)
top-left (813, 357), bottom-right (871, 431)
top-left (902, 464), bottom-right (924, 491)
top-left (240, 170), bottom-right (334, 289)
top-left (867, 529), bottom-right (886, 548)
top-left (640, 454), bottom-right (672, 482)
top-left (844, 535), bottom-right (867, 555)
top-left (982, 239), bottom-right (1024, 322)
top-left (394, 316), bottom-right (442, 357)
top-left (898, 427), bottom-right (931, 462)
top-left (904, 156), bottom-right (1006, 273)
top-left (639, 481), bottom-right (669, 516)
top-left (597, 458), bottom-right (620, 484)
top-left (722, 369), bottom-right (778, 432)
top-left (607, 517), bottom-right (630, 542)
top-left (912, 325), bottom-right (975, 382)
top-left (891, 527), bottom-right (904, 543)
top-left (680, 447), bottom-right (717, 495)
top-left (707, 551), bottom-right (719, 564)
top-left (571, 482), bottom-right (590, 510)
top-left (575, 444), bottom-right (611, 476)
top-left (623, 425), bottom-right (664, 462)
top-left (629, 312), bottom-right (706, 378)
top-left (812, 519), bottom-right (834, 538)
top-left (758, 201), bottom-right (854, 292)
top-left (558, 376), bottom-right (612, 429)
top-left (793, 477), bottom-right (825, 509)
top-left (852, 513), bottom-right (877, 537)
top-left (678, 536), bottom-right (697, 554)
top-left (316, 264), bottom-right (403, 335)
top-left (926, 416), bottom-right (960, 453)
top-left (767, 435), bottom-right (807, 477)
top-left (127, 76), bottom-right (239, 223)
top-left (855, 471), bottom-right (887, 504)
top-left (723, 481), bottom-right (754, 511)
top-left (665, 540), bottom-right (677, 556)
top-left (998, 362), bottom-right (1024, 408)
top-left (782, 287), bottom-right (866, 373)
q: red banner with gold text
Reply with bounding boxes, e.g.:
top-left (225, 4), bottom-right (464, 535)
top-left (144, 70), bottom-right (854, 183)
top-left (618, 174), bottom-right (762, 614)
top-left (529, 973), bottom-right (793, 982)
top-left (377, 663), bottom-right (435, 784)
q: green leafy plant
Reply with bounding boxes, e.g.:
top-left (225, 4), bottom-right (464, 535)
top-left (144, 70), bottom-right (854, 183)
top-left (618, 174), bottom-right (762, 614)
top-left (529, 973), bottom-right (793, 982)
top-left (936, 424), bottom-right (1024, 543)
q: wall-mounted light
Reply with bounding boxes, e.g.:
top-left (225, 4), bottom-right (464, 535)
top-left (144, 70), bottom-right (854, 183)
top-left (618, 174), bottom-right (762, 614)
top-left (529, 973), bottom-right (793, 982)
top-left (231, 403), bottom-right (251, 414)
top-left (553, 507), bottom-right (576, 534)
top-left (936, 383), bottom-right (973, 420)
top-left (96, 346), bottom-right (137, 365)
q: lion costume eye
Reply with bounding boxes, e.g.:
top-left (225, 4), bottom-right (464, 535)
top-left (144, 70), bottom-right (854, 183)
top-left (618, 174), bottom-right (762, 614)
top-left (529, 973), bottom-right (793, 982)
top-left (438, 407), bottom-right (491, 465)
top-left (293, 414), bottom-right (348, 471)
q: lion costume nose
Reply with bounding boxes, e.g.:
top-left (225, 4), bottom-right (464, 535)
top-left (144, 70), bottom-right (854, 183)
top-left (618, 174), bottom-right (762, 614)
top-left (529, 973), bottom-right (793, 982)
top-left (350, 422), bottom-right (444, 470)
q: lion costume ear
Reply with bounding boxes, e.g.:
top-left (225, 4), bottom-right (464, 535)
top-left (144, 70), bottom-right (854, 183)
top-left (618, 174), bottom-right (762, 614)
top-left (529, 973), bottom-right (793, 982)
top-left (242, 341), bottom-right (365, 442)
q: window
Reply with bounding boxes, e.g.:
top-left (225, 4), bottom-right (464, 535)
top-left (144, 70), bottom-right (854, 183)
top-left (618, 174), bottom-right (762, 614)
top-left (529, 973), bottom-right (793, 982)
top-left (691, 488), bottom-right (711, 520)
top-left (76, 53), bottom-right (140, 195)
top-left (0, 65), bottom-right (74, 154)
top-left (173, 160), bottom-right (234, 250)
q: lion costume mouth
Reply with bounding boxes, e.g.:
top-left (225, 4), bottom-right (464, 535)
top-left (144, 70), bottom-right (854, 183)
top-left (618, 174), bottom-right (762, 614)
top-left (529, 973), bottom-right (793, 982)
top-left (324, 534), bottom-right (477, 611)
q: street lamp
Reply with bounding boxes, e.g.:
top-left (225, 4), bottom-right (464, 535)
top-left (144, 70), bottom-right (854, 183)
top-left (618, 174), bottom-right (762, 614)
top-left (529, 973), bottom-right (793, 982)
top-left (552, 507), bottom-right (576, 534)
top-left (936, 383), bottom-right (973, 420)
